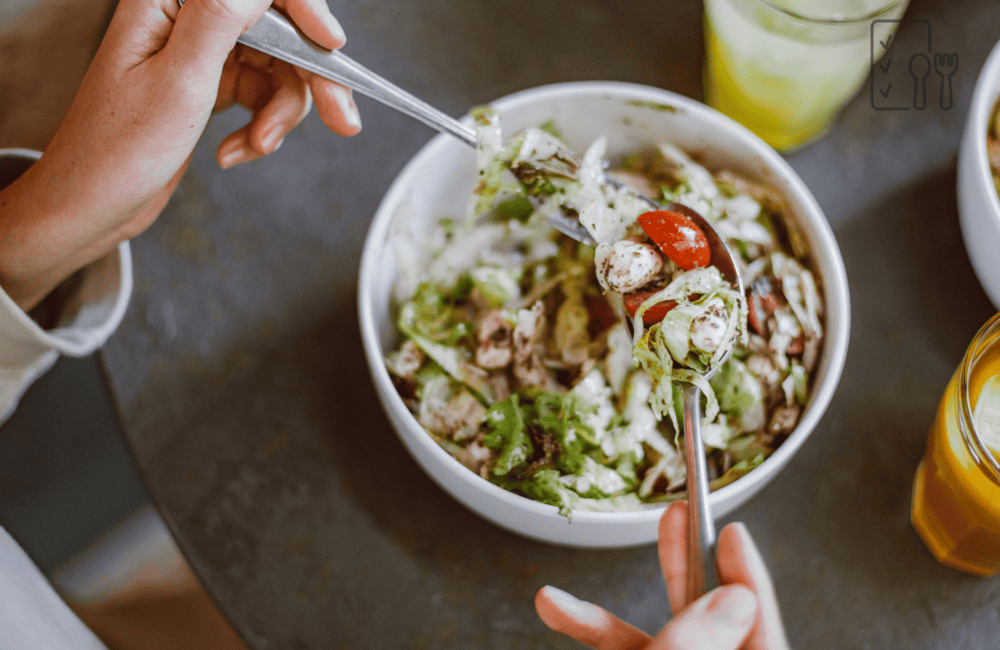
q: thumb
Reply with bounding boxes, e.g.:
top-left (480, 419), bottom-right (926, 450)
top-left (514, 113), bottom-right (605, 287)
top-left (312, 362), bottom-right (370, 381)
top-left (167, 0), bottom-right (269, 71)
top-left (651, 585), bottom-right (758, 650)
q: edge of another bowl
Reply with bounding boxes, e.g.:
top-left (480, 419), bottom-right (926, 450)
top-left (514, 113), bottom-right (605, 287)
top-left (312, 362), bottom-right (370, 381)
top-left (958, 39), bottom-right (1000, 310)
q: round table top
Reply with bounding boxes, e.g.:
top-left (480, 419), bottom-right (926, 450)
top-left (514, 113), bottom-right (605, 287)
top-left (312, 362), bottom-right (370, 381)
top-left (101, 0), bottom-right (1000, 647)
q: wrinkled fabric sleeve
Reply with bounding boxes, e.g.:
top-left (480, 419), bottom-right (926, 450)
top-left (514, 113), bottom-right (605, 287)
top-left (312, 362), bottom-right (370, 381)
top-left (0, 241), bottom-right (132, 425)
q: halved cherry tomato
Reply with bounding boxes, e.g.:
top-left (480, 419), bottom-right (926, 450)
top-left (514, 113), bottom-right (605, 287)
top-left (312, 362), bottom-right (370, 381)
top-left (584, 293), bottom-right (618, 336)
top-left (624, 288), bottom-right (678, 326)
top-left (637, 210), bottom-right (710, 270)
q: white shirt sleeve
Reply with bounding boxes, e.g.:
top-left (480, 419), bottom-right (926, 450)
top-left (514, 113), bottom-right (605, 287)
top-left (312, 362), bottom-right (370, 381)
top-left (0, 241), bottom-right (132, 424)
top-left (0, 526), bottom-right (108, 650)
top-left (0, 243), bottom-right (131, 646)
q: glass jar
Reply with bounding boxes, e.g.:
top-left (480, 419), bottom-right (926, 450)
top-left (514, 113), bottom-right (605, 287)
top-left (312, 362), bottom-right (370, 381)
top-left (912, 313), bottom-right (1000, 576)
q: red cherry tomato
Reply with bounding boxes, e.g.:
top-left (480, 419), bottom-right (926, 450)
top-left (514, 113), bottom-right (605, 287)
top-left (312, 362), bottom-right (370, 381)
top-left (637, 210), bottom-right (710, 270)
top-left (623, 288), bottom-right (678, 326)
top-left (584, 293), bottom-right (618, 336)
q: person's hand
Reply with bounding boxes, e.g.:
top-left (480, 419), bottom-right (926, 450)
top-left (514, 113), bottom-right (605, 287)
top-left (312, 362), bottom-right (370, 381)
top-left (534, 501), bottom-right (790, 649)
top-left (0, 0), bottom-right (360, 311)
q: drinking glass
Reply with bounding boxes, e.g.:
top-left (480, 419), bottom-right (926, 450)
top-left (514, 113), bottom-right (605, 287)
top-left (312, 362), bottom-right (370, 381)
top-left (703, 0), bottom-right (910, 151)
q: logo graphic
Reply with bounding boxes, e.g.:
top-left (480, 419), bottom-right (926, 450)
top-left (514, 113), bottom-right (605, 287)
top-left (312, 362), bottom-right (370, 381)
top-left (871, 19), bottom-right (958, 111)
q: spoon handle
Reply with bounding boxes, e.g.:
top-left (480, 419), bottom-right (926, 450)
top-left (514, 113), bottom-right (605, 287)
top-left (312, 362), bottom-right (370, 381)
top-left (682, 382), bottom-right (719, 603)
top-left (180, 1), bottom-right (478, 147)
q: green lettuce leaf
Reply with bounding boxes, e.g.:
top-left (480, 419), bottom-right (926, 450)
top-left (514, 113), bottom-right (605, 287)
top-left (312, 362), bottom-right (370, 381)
top-left (484, 395), bottom-right (533, 476)
top-left (504, 468), bottom-right (578, 519)
top-left (711, 454), bottom-right (765, 490)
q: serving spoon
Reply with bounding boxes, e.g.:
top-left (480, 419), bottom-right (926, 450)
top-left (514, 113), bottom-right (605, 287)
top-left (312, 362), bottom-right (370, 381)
top-left (208, 0), bottom-right (743, 601)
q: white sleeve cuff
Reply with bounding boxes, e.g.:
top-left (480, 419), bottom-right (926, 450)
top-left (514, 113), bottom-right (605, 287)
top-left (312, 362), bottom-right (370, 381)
top-left (0, 242), bottom-right (132, 423)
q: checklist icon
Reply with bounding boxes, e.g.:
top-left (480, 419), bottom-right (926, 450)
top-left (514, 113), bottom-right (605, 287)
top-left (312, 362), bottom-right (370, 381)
top-left (871, 19), bottom-right (958, 111)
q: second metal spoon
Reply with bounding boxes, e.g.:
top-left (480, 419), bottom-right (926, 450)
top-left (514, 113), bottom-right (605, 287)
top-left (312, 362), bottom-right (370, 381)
top-left (179, 0), bottom-right (476, 146)
top-left (186, 2), bottom-right (611, 244)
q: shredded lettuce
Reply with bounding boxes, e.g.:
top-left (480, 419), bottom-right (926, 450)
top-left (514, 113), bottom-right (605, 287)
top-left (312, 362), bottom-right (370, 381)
top-left (483, 395), bottom-right (533, 475)
top-left (470, 266), bottom-right (523, 308)
top-left (712, 454), bottom-right (765, 490)
top-left (711, 358), bottom-right (766, 434)
top-left (558, 456), bottom-right (630, 498)
top-left (387, 112), bottom-right (822, 518)
top-left (534, 390), bottom-right (598, 474)
top-left (469, 107), bottom-right (518, 219)
top-left (504, 469), bottom-right (578, 518)
top-left (782, 362), bottom-right (809, 406)
top-left (626, 267), bottom-right (745, 433)
top-left (398, 285), bottom-right (491, 401)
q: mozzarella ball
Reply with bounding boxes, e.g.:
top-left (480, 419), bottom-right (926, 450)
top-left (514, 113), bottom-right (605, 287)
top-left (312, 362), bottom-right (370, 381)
top-left (603, 241), bottom-right (663, 293)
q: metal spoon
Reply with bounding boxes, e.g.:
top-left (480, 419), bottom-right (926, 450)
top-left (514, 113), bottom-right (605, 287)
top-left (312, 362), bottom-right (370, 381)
top-left (671, 203), bottom-right (743, 604)
top-left (613, 202), bottom-right (743, 604)
top-left (183, 1), bottom-right (607, 243)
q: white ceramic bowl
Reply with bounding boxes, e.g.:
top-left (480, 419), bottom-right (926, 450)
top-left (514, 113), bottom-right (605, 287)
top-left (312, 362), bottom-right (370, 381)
top-left (358, 82), bottom-right (850, 547)
top-left (958, 40), bottom-right (1000, 310)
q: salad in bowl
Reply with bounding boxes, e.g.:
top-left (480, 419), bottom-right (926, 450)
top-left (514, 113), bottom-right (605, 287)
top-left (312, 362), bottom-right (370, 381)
top-left (358, 82), bottom-right (848, 546)
top-left (384, 110), bottom-right (822, 519)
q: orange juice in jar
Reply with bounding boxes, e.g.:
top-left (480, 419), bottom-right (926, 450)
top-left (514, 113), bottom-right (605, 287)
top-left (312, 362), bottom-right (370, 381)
top-left (912, 313), bottom-right (1000, 576)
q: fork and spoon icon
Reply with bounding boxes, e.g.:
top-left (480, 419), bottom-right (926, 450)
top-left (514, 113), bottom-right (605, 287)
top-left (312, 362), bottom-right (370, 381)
top-left (910, 52), bottom-right (959, 110)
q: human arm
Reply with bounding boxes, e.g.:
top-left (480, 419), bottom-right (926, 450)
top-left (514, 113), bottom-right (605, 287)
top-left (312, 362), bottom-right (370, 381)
top-left (0, 0), bottom-right (361, 312)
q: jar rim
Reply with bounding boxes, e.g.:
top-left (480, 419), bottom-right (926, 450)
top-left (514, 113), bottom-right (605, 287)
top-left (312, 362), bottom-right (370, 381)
top-left (959, 312), bottom-right (1000, 484)
top-left (741, 0), bottom-right (909, 26)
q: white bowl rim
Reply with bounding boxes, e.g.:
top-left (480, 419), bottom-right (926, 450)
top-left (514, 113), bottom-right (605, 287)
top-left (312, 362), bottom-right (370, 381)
top-left (967, 41), bottom-right (1000, 223)
top-left (358, 81), bottom-right (850, 525)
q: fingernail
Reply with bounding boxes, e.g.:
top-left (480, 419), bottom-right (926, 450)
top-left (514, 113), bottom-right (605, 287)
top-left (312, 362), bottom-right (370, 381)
top-left (218, 142), bottom-right (245, 169)
top-left (261, 126), bottom-right (283, 153)
top-left (325, 11), bottom-right (346, 44)
top-left (733, 522), bottom-right (768, 574)
top-left (707, 586), bottom-right (757, 627)
top-left (542, 586), bottom-right (607, 628)
top-left (332, 86), bottom-right (362, 129)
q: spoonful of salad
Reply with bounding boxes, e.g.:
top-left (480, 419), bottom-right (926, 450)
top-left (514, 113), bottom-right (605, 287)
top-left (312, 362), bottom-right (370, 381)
top-left (598, 200), bottom-right (746, 604)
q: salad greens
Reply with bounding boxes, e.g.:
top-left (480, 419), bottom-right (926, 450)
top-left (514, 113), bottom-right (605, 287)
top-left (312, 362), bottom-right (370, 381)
top-left (385, 110), bottom-right (824, 518)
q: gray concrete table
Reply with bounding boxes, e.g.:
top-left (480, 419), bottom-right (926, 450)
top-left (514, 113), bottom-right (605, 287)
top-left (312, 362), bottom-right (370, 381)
top-left (100, 0), bottom-right (1000, 647)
